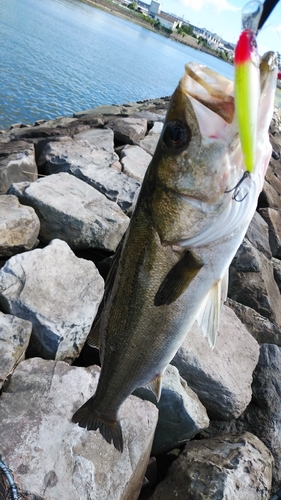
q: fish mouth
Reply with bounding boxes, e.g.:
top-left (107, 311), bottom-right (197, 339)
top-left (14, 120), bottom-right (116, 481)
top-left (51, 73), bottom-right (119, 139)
top-left (180, 63), bottom-right (235, 124)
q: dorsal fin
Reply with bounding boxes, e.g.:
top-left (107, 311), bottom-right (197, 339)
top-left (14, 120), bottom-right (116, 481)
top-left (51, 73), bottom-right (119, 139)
top-left (154, 250), bottom-right (203, 306)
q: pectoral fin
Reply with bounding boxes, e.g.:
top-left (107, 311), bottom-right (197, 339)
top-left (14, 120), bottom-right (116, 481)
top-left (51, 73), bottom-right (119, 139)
top-left (154, 251), bottom-right (203, 306)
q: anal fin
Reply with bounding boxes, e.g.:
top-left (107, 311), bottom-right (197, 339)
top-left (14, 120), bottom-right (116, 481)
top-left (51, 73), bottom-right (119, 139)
top-left (87, 319), bottom-right (100, 349)
top-left (197, 273), bottom-right (228, 348)
top-left (144, 374), bottom-right (163, 402)
top-left (154, 250), bottom-right (203, 306)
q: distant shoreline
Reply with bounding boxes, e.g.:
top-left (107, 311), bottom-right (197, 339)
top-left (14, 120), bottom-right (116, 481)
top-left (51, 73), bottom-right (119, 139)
top-left (79, 0), bottom-right (226, 61)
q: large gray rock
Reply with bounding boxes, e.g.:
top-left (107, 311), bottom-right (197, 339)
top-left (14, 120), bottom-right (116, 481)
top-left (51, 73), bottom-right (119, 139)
top-left (0, 359), bottom-right (158, 500)
top-left (266, 162), bottom-right (281, 196)
top-left (272, 256), bottom-right (281, 292)
top-left (0, 142), bottom-right (38, 194)
top-left (140, 133), bottom-right (160, 156)
top-left (0, 239), bottom-right (104, 362)
top-left (0, 311), bottom-right (32, 390)
top-left (0, 194), bottom-right (40, 257)
top-left (135, 364), bottom-right (209, 456)
top-left (245, 211), bottom-right (271, 259)
top-left (74, 127), bottom-right (115, 154)
top-left (227, 298), bottom-right (281, 345)
top-left (171, 306), bottom-right (259, 420)
top-left (107, 116), bottom-right (147, 145)
top-left (39, 138), bottom-right (140, 214)
top-left (73, 104), bottom-right (124, 118)
top-left (120, 144), bottom-right (152, 182)
top-left (241, 344), bottom-right (281, 489)
top-left (259, 179), bottom-right (281, 209)
top-left (151, 432), bottom-right (273, 500)
top-left (229, 238), bottom-right (281, 327)
top-left (259, 207), bottom-right (281, 258)
top-left (8, 172), bottom-right (129, 252)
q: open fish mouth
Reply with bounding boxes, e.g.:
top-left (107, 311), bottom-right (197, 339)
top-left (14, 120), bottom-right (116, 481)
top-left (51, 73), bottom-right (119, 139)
top-left (182, 63), bottom-right (235, 123)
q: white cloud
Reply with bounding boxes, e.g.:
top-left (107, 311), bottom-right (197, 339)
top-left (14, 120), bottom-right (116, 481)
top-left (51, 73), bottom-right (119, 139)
top-left (179, 0), bottom-right (239, 13)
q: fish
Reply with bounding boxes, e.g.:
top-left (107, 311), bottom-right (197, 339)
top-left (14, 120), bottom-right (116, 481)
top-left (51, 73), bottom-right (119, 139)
top-left (72, 52), bottom-right (277, 453)
top-left (234, 28), bottom-right (260, 173)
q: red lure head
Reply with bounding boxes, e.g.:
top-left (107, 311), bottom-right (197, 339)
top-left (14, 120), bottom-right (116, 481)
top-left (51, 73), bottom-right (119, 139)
top-left (234, 29), bottom-right (258, 64)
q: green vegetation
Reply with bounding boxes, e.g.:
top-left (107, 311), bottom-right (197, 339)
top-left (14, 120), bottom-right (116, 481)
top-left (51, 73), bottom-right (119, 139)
top-left (197, 36), bottom-right (209, 48)
top-left (127, 2), bottom-right (137, 10)
top-left (176, 24), bottom-right (195, 38)
top-left (216, 49), bottom-right (231, 61)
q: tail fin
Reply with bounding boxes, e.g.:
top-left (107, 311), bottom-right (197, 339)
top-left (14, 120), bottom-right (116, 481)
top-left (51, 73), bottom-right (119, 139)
top-left (72, 398), bottom-right (124, 453)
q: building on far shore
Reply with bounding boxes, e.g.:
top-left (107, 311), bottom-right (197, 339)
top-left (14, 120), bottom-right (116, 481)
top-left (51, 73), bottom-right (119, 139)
top-left (154, 12), bottom-right (182, 30)
top-left (148, 0), bottom-right (161, 17)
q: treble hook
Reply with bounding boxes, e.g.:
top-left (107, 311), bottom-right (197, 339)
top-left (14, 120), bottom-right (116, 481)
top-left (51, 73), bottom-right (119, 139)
top-left (225, 171), bottom-right (251, 202)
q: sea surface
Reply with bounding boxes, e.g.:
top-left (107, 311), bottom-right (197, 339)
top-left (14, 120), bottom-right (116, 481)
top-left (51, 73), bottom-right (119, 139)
top-left (0, 0), bottom-right (235, 130)
top-left (0, 0), bottom-right (279, 130)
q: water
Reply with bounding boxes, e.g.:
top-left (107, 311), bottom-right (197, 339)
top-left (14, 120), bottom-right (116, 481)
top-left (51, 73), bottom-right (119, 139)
top-left (0, 0), bottom-right (235, 130)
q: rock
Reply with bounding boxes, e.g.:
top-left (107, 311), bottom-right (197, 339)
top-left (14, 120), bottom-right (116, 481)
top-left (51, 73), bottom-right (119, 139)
top-left (272, 257), bottom-right (281, 292)
top-left (229, 239), bottom-right (281, 327)
top-left (240, 344), bottom-right (281, 489)
top-left (0, 142), bottom-right (38, 194)
top-left (73, 104), bottom-right (123, 118)
top-left (0, 239), bottom-right (104, 362)
top-left (0, 194), bottom-right (40, 257)
top-left (0, 311), bottom-right (32, 390)
top-left (266, 162), bottom-right (281, 196)
top-left (259, 208), bottom-right (281, 258)
top-left (231, 238), bottom-right (262, 272)
top-left (38, 116), bottom-right (78, 129)
top-left (108, 117), bottom-right (147, 145)
top-left (74, 127), bottom-right (115, 154)
top-left (245, 211), bottom-right (271, 259)
top-left (132, 110), bottom-right (166, 123)
top-left (111, 160), bottom-right (122, 172)
top-left (259, 179), bottom-right (281, 209)
top-left (39, 138), bottom-right (140, 214)
top-left (8, 172), bottom-right (129, 252)
top-left (171, 306), bottom-right (259, 420)
top-left (151, 432), bottom-right (273, 500)
top-left (140, 133), bottom-right (160, 156)
top-left (148, 121), bottom-right (164, 135)
top-left (120, 145), bottom-right (152, 182)
top-left (227, 298), bottom-right (281, 346)
top-left (0, 359), bottom-right (158, 500)
top-left (135, 364), bottom-right (209, 456)
top-left (8, 126), bottom-right (67, 141)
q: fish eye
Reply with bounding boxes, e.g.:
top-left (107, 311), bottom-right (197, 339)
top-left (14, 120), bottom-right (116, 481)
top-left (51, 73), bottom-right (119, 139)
top-left (162, 121), bottom-right (191, 151)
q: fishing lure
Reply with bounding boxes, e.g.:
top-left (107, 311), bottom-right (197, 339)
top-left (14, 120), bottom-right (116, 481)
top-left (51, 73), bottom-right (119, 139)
top-left (234, 1), bottom-right (263, 174)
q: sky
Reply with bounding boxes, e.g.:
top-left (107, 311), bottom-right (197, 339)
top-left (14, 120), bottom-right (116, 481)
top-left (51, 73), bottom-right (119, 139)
top-left (160, 0), bottom-right (281, 54)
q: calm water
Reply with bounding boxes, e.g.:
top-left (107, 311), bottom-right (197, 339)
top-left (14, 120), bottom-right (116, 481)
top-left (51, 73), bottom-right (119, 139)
top-left (0, 0), bottom-right (236, 130)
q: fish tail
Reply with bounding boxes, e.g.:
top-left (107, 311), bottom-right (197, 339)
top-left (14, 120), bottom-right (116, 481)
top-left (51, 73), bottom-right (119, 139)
top-left (72, 398), bottom-right (123, 453)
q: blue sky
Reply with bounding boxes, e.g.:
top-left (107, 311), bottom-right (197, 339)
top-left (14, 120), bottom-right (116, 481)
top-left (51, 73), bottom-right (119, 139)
top-left (160, 0), bottom-right (281, 53)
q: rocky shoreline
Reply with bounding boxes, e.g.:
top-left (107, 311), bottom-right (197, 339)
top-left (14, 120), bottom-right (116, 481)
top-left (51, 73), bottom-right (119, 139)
top-left (0, 96), bottom-right (281, 499)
